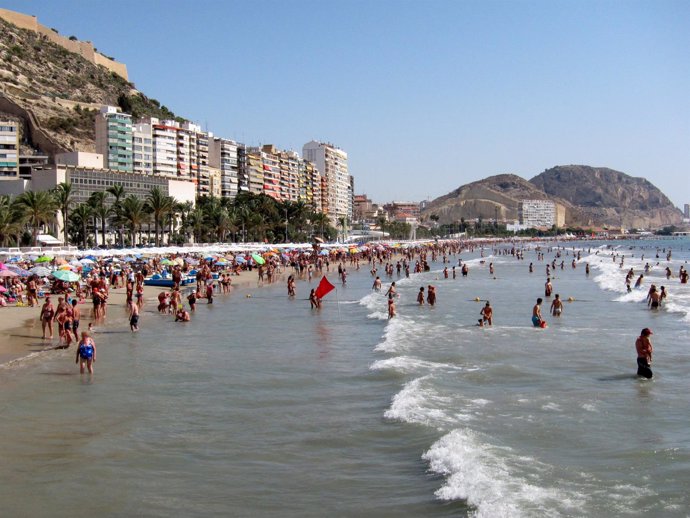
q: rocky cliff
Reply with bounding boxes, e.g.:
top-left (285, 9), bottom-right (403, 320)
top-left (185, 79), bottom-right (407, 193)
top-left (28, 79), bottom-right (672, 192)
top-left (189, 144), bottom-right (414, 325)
top-left (530, 165), bottom-right (683, 229)
top-left (0, 15), bottom-right (184, 154)
top-left (420, 174), bottom-right (579, 225)
top-left (422, 167), bottom-right (682, 229)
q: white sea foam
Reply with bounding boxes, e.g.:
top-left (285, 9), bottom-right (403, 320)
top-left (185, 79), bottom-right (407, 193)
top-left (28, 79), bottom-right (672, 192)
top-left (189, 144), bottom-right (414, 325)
top-left (374, 316), bottom-right (436, 353)
top-left (384, 376), bottom-right (459, 427)
top-left (423, 429), bottom-right (586, 517)
top-left (370, 355), bottom-right (461, 374)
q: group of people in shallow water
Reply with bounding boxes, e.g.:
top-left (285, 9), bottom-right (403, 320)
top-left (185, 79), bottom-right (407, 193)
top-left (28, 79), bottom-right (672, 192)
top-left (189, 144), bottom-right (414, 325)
top-left (27, 239), bottom-right (684, 381)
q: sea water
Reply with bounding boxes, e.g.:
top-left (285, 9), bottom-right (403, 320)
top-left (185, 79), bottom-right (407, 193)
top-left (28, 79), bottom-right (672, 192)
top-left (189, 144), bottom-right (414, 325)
top-left (0, 238), bottom-right (689, 517)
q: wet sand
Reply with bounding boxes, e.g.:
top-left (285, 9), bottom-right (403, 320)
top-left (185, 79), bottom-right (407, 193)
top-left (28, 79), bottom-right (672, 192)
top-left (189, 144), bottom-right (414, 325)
top-left (0, 268), bottom-right (260, 366)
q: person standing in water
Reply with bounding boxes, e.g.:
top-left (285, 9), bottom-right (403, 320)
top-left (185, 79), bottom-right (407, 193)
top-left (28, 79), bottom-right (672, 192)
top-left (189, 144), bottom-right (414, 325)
top-left (550, 294), bottom-right (563, 317)
top-left (480, 301), bottom-right (493, 326)
top-left (532, 298), bottom-right (545, 327)
top-left (635, 328), bottom-right (653, 379)
top-left (75, 331), bottom-right (96, 374)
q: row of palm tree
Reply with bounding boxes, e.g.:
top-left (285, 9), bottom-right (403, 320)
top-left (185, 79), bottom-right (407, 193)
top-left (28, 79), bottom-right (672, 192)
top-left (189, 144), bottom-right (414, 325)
top-left (1, 184), bottom-right (338, 248)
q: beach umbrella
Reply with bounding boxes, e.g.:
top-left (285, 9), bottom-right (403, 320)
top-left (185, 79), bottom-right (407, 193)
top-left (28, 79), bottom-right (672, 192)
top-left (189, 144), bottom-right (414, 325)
top-left (0, 262), bottom-right (6, 270)
top-left (0, 269), bottom-right (18, 278)
top-left (235, 256), bottom-right (246, 264)
top-left (6, 265), bottom-right (30, 277)
top-left (59, 264), bottom-right (75, 270)
top-left (0, 285), bottom-right (6, 293)
top-left (34, 255), bottom-right (53, 263)
top-left (123, 256), bottom-right (136, 263)
top-left (173, 257), bottom-right (184, 266)
top-left (29, 266), bottom-right (52, 277)
top-left (185, 258), bottom-right (199, 265)
top-left (79, 258), bottom-right (95, 265)
top-left (51, 270), bottom-right (80, 282)
top-left (251, 254), bottom-right (265, 265)
top-left (160, 258), bottom-right (174, 265)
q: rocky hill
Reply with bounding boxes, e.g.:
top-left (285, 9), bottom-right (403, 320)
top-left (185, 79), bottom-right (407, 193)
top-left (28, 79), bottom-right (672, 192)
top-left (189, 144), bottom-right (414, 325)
top-left (421, 174), bottom-right (580, 225)
top-left (530, 165), bottom-right (682, 229)
top-left (0, 15), bottom-right (185, 154)
top-left (422, 167), bottom-right (682, 229)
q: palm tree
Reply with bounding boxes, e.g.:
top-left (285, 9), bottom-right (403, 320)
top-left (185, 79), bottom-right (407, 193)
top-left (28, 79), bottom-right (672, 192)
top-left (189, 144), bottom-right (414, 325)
top-left (15, 190), bottom-right (58, 246)
top-left (310, 211), bottom-right (329, 239)
top-left (175, 201), bottom-right (194, 243)
top-left (120, 195), bottom-right (147, 246)
top-left (53, 182), bottom-right (74, 245)
top-left (145, 187), bottom-right (174, 246)
top-left (88, 191), bottom-right (111, 247)
top-left (107, 184), bottom-right (126, 246)
top-left (0, 195), bottom-right (23, 247)
top-left (70, 203), bottom-right (92, 249)
top-left (234, 204), bottom-right (251, 243)
top-left (188, 205), bottom-right (206, 243)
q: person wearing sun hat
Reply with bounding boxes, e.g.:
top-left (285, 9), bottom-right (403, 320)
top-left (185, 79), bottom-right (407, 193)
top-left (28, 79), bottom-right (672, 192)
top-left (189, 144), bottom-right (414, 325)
top-left (635, 328), bottom-right (654, 379)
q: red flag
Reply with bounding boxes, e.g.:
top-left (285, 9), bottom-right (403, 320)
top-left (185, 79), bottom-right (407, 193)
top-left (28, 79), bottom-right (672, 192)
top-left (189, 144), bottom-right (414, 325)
top-left (314, 276), bottom-right (335, 299)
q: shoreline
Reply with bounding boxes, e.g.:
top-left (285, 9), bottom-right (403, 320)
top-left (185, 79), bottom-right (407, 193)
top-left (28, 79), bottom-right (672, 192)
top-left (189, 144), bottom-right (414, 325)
top-left (0, 267), bottom-right (261, 367)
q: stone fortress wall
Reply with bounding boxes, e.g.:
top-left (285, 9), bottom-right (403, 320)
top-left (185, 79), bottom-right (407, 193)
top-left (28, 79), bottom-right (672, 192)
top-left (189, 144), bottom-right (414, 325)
top-left (0, 8), bottom-right (128, 81)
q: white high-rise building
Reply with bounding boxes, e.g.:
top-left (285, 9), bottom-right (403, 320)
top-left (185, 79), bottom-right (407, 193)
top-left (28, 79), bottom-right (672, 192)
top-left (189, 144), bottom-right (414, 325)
top-left (518, 200), bottom-right (557, 228)
top-left (302, 140), bottom-right (351, 224)
top-left (132, 122), bottom-right (154, 175)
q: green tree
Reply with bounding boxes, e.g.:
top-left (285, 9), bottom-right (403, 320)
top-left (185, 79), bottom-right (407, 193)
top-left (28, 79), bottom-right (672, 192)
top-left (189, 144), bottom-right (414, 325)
top-left (120, 195), bottom-right (147, 246)
top-left (53, 182), bottom-right (74, 245)
top-left (145, 187), bottom-right (174, 246)
top-left (88, 191), bottom-right (111, 247)
top-left (0, 195), bottom-right (23, 247)
top-left (70, 203), bottom-right (92, 249)
top-left (106, 184), bottom-right (126, 246)
top-left (16, 191), bottom-right (58, 246)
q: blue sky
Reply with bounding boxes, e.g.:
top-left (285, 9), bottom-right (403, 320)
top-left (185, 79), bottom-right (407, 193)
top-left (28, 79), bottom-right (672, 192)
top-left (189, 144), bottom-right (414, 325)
top-left (5, 0), bottom-right (690, 208)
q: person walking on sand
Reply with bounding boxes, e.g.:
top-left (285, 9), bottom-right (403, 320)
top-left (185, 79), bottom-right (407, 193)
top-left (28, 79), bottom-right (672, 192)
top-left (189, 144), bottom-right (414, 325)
top-left (635, 328), bottom-right (653, 379)
top-left (39, 296), bottom-right (55, 339)
top-left (71, 299), bottom-right (81, 342)
top-left (129, 300), bottom-right (139, 332)
top-left (75, 331), bottom-right (96, 374)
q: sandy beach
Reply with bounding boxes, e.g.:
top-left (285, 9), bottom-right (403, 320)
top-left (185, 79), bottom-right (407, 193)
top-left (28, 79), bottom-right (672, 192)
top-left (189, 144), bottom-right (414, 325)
top-left (0, 267), bottom-right (261, 366)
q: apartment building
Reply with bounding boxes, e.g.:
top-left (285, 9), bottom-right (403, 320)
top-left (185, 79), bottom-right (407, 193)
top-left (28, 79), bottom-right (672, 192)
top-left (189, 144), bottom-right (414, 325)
top-left (95, 106), bottom-right (133, 173)
top-left (303, 140), bottom-right (351, 224)
top-left (208, 136), bottom-right (240, 199)
top-left (245, 149), bottom-right (264, 195)
top-left (260, 145), bottom-right (281, 201)
top-left (132, 122), bottom-right (154, 175)
top-left (518, 199), bottom-right (560, 228)
top-left (0, 120), bottom-right (20, 178)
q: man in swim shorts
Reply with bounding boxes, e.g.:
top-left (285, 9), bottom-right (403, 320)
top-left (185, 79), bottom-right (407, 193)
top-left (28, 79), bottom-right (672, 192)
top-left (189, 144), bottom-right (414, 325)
top-left (635, 328), bottom-right (653, 379)
top-left (550, 294), bottom-right (563, 317)
top-left (532, 298), bottom-right (544, 327)
top-left (480, 301), bottom-right (493, 325)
